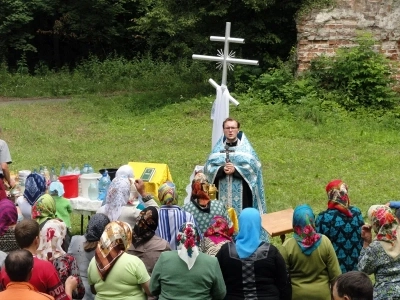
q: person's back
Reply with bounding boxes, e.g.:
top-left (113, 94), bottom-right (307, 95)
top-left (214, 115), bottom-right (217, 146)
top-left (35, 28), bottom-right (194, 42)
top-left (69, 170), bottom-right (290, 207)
top-left (150, 250), bottom-right (225, 300)
top-left (0, 219), bottom-right (72, 300)
top-left (0, 249), bottom-right (54, 300)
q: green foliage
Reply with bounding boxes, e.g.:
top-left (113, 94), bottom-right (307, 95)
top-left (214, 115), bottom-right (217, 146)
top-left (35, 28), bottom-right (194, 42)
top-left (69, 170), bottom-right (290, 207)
top-left (0, 56), bottom-right (214, 98)
top-left (310, 33), bottom-right (399, 110)
top-left (250, 33), bottom-right (400, 113)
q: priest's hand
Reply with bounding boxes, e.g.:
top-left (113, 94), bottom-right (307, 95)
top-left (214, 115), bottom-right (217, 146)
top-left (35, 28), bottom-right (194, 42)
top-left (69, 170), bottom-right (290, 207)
top-left (224, 162), bottom-right (235, 175)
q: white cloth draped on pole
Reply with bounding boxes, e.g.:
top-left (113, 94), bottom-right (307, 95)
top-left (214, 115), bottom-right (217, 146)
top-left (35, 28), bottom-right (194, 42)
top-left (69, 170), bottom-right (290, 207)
top-left (211, 85), bottom-right (231, 148)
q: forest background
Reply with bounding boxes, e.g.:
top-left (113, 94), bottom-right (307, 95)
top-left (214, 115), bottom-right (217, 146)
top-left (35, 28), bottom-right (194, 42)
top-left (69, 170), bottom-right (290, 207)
top-left (1, 0), bottom-right (400, 237)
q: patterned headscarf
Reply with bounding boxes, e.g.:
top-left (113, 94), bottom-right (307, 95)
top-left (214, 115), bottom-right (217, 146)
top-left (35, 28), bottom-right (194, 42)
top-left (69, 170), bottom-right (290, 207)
top-left (236, 208), bottom-right (262, 258)
top-left (37, 219), bottom-right (67, 260)
top-left (49, 181), bottom-right (65, 197)
top-left (0, 199), bottom-right (18, 236)
top-left (95, 221), bottom-right (132, 280)
top-left (31, 194), bottom-right (57, 225)
top-left (293, 204), bottom-right (322, 256)
top-left (204, 216), bottom-right (233, 244)
top-left (85, 213), bottom-right (110, 242)
top-left (158, 182), bottom-right (177, 205)
top-left (326, 179), bottom-right (352, 217)
top-left (116, 165), bottom-right (134, 179)
top-left (24, 173), bottom-right (46, 205)
top-left (367, 205), bottom-right (400, 258)
top-left (104, 177), bottom-right (130, 221)
top-left (177, 222), bottom-right (201, 270)
top-left (132, 206), bottom-right (158, 248)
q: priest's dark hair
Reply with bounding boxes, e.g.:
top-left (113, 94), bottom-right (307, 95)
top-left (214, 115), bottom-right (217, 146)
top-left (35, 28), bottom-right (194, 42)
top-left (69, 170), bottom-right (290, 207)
top-left (222, 118), bottom-right (240, 129)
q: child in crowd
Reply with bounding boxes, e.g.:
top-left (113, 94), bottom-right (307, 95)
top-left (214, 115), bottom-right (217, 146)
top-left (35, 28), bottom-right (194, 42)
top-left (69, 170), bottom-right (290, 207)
top-left (49, 182), bottom-right (72, 230)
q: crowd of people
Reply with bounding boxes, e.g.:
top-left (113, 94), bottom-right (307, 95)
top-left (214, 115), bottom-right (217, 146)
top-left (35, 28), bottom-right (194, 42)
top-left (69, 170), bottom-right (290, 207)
top-left (0, 120), bottom-right (395, 300)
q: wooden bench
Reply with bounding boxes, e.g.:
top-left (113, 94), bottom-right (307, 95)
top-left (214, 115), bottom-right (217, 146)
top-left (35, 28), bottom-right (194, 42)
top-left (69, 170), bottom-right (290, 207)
top-left (262, 208), bottom-right (294, 243)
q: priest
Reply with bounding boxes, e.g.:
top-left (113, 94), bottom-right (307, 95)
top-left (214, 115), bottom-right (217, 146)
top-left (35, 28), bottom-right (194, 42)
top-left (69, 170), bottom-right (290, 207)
top-left (204, 118), bottom-right (267, 237)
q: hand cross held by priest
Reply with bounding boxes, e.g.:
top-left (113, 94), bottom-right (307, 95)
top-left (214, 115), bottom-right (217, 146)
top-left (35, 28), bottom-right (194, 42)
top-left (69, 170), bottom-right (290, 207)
top-left (204, 118), bottom-right (268, 239)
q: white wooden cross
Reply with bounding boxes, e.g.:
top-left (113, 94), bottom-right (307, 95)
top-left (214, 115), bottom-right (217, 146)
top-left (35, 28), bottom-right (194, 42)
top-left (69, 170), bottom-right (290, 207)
top-left (192, 22), bottom-right (258, 148)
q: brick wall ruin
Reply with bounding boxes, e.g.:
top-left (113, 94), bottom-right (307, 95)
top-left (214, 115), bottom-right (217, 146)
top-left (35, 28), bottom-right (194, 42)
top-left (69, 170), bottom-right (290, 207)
top-left (296, 0), bottom-right (400, 76)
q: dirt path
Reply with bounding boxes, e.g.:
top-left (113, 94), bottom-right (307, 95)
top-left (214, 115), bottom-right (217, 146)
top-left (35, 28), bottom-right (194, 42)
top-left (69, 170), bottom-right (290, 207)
top-left (0, 96), bottom-right (72, 105)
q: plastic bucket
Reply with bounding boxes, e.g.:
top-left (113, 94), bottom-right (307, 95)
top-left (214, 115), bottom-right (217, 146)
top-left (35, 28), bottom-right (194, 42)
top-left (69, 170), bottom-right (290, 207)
top-left (80, 173), bottom-right (101, 198)
top-left (58, 175), bottom-right (79, 198)
top-left (99, 168), bottom-right (118, 181)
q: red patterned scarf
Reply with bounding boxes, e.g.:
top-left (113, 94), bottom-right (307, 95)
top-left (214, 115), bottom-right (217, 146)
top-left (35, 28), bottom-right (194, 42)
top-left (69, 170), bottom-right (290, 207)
top-left (326, 179), bottom-right (352, 218)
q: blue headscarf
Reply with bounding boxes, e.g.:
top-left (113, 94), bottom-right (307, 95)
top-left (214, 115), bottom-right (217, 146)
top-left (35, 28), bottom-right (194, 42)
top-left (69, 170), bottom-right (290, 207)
top-left (236, 208), bottom-right (262, 258)
top-left (23, 173), bottom-right (46, 206)
top-left (293, 204), bottom-right (322, 256)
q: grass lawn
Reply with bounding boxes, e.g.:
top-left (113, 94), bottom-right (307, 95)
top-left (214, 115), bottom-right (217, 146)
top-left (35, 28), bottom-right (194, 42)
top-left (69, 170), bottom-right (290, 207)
top-left (1, 93), bottom-right (400, 238)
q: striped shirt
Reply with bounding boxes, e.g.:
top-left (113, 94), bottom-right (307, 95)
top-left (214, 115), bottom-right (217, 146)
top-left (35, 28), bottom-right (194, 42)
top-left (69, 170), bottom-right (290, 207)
top-left (156, 205), bottom-right (196, 250)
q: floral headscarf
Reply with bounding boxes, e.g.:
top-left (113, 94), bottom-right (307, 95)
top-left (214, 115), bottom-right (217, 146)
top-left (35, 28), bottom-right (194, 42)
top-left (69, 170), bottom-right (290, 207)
top-left (367, 205), bottom-right (400, 258)
top-left (326, 179), bottom-right (352, 217)
top-left (104, 177), bottom-right (130, 221)
top-left (85, 213), bottom-right (110, 242)
top-left (0, 199), bottom-right (18, 236)
top-left (32, 194), bottom-right (57, 225)
top-left (176, 222), bottom-right (201, 270)
top-left (95, 221), bottom-right (132, 280)
top-left (24, 173), bottom-right (46, 205)
top-left (293, 204), bottom-right (322, 256)
top-left (37, 219), bottom-right (67, 260)
top-left (158, 182), bottom-right (177, 205)
top-left (132, 206), bottom-right (158, 248)
top-left (190, 179), bottom-right (211, 212)
top-left (204, 216), bottom-right (233, 244)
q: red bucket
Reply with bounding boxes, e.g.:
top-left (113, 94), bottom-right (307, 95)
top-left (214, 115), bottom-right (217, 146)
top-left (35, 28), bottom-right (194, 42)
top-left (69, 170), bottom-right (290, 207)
top-left (58, 175), bottom-right (79, 198)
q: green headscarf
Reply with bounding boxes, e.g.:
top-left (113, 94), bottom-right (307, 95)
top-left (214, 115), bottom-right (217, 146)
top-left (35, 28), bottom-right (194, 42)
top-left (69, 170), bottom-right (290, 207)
top-left (32, 194), bottom-right (57, 225)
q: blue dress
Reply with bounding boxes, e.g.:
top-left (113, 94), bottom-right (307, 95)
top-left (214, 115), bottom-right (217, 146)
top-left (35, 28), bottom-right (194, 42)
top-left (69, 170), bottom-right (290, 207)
top-left (315, 206), bottom-right (364, 273)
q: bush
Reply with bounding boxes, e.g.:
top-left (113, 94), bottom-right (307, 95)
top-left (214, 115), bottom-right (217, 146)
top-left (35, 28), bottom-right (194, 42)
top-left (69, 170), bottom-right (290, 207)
top-left (310, 33), bottom-right (399, 110)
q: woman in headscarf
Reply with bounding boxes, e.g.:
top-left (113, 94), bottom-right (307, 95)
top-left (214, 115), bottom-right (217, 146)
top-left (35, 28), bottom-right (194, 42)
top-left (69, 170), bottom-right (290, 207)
top-left (68, 213), bottom-right (110, 300)
top-left (182, 173), bottom-right (234, 236)
top-left (97, 176), bottom-right (158, 229)
top-left (16, 173), bottom-right (46, 220)
top-left (315, 180), bottom-right (364, 273)
top-left (156, 182), bottom-right (196, 250)
top-left (280, 204), bottom-right (341, 299)
top-left (150, 222), bottom-right (226, 300)
top-left (201, 216), bottom-right (233, 256)
top-left (358, 205), bottom-right (400, 299)
top-left (37, 218), bottom-right (86, 299)
top-left (32, 194), bottom-right (71, 252)
top-left (128, 207), bottom-right (170, 276)
top-left (88, 221), bottom-right (152, 300)
top-left (113, 164), bottom-right (140, 207)
top-left (0, 199), bottom-right (19, 252)
top-left (216, 208), bottom-right (291, 300)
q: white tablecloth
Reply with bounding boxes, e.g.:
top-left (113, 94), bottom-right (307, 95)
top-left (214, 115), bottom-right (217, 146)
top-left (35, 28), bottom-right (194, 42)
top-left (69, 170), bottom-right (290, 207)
top-left (70, 196), bottom-right (102, 216)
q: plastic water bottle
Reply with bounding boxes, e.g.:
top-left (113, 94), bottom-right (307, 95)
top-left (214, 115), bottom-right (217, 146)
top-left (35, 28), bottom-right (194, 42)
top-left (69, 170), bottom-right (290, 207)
top-left (81, 163), bottom-right (89, 174)
top-left (74, 166), bottom-right (80, 175)
top-left (88, 182), bottom-right (98, 200)
top-left (60, 164), bottom-right (66, 176)
top-left (50, 168), bottom-right (58, 182)
top-left (98, 170), bottom-right (111, 202)
top-left (39, 166), bottom-right (45, 177)
top-left (87, 164), bottom-right (94, 174)
top-left (66, 165), bottom-right (74, 175)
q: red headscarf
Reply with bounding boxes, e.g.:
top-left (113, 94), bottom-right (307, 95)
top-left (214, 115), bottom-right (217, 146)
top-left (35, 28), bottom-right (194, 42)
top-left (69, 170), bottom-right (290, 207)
top-left (325, 179), bottom-right (352, 217)
top-left (204, 216), bottom-right (233, 244)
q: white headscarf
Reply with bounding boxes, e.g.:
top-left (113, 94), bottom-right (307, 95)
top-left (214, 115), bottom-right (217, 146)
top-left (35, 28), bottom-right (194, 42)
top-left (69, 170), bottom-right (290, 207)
top-left (116, 165), bottom-right (134, 179)
top-left (104, 177), bottom-right (130, 221)
top-left (176, 222), bottom-right (201, 270)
